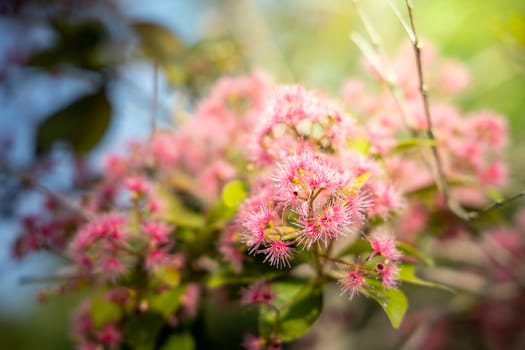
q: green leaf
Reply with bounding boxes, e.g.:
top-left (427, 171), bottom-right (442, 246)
top-left (222, 180), bottom-right (247, 208)
top-left (90, 297), bottom-right (122, 329)
top-left (397, 242), bottom-right (434, 266)
top-left (347, 137), bottom-right (371, 154)
top-left (406, 178), bottom-right (476, 198)
top-left (337, 238), bottom-right (372, 258)
top-left (149, 285), bottom-right (187, 319)
top-left (398, 264), bottom-right (453, 292)
top-left (133, 22), bottom-right (188, 85)
top-left (36, 88), bottom-right (111, 155)
top-left (160, 333), bottom-right (195, 350)
top-left (205, 202), bottom-right (237, 231)
top-left (29, 19), bottom-right (107, 70)
top-left (124, 313), bottom-right (163, 350)
top-left (154, 186), bottom-right (205, 228)
top-left (486, 187), bottom-right (504, 203)
top-left (510, 14), bottom-right (525, 47)
top-left (366, 283), bottom-right (408, 329)
top-left (152, 266), bottom-right (181, 287)
top-left (259, 279), bottom-right (323, 341)
top-left (391, 138), bottom-right (437, 154)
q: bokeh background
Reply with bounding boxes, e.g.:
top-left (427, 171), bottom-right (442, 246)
top-left (1, 0), bottom-right (524, 348)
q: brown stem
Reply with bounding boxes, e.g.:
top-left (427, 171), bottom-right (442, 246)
top-left (404, 0), bottom-right (449, 205)
top-left (467, 190), bottom-right (525, 221)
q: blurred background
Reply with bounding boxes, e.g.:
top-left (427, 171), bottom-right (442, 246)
top-left (0, 0), bottom-right (524, 348)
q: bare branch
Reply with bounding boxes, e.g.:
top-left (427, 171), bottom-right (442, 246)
top-left (150, 62), bottom-right (159, 142)
top-left (403, 0), bottom-right (450, 205)
top-left (0, 162), bottom-right (94, 221)
top-left (467, 190), bottom-right (525, 221)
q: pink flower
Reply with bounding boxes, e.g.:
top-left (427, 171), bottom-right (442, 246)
top-left (241, 280), bottom-right (275, 306)
top-left (145, 248), bottom-right (170, 270)
top-left (97, 323), bottom-right (122, 347)
top-left (102, 257), bottom-right (126, 278)
top-left (468, 111), bottom-right (508, 150)
top-left (181, 283), bottom-right (200, 317)
top-left (368, 182), bottom-right (404, 219)
top-left (296, 197), bottom-right (352, 248)
top-left (397, 203), bottom-right (428, 241)
top-left (479, 161), bottom-right (507, 187)
top-left (124, 176), bottom-right (150, 195)
top-left (439, 61), bottom-right (470, 94)
top-left (260, 240), bottom-right (294, 268)
top-left (142, 220), bottom-right (173, 244)
top-left (104, 154), bottom-right (128, 180)
top-left (346, 191), bottom-right (371, 225)
top-left (239, 205), bottom-right (275, 253)
top-left (338, 270), bottom-right (366, 300)
top-left (273, 152), bottom-right (348, 204)
top-left (151, 133), bottom-right (180, 167)
top-left (69, 213), bottom-right (127, 261)
top-left (341, 79), bottom-right (367, 105)
top-left (377, 263), bottom-right (400, 288)
top-left (219, 228), bottom-right (244, 272)
top-left (242, 334), bottom-right (264, 350)
top-left (369, 231), bottom-right (402, 261)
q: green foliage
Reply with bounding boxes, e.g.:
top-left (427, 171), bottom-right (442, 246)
top-left (124, 313), bottom-right (164, 350)
top-left (160, 332), bottom-right (195, 350)
top-left (397, 243), bottom-right (434, 266)
top-left (29, 18), bottom-right (107, 71)
top-left (348, 137), bottom-right (371, 154)
top-left (154, 186), bottom-right (205, 229)
top-left (35, 88), bottom-right (111, 155)
top-left (259, 279), bottom-right (323, 341)
top-left (90, 296), bottom-right (122, 329)
top-left (366, 280), bottom-right (408, 329)
top-left (398, 264), bottom-right (453, 292)
top-left (391, 138), bottom-right (437, 154)
top-left (133, 22), bottom-right (188, 85)
top-left (149, 285), bottom-right (187, 319)
top-left (221, 180), bottom-right (248, 208)
top-left (338, 238), bottom-right (372, 258)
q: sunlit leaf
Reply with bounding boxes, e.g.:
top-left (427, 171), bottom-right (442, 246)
top-left (398, 264), bottom-right (453, 292)
top-left (149, 285), bottom-right (187, 319)
top-left (391, 138), bottom-right (437, 154)
top-left (222, 180), bottom-right (248, 208)
top-left (348, 137), bottom-right (371, 154)
top-left (90, 296), bottom-right (122, 329)
top-left (366, 281), bottom-right (408, 329)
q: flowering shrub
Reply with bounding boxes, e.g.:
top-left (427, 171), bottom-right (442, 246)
top-left (9, 5), bottom-right (522, 350)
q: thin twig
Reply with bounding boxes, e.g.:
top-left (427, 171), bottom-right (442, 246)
top-left (19, 272), bottom-right (93, 285)
top-left (404, 0), bottom-right (450, 205)
top-left (1, 162), bottom-right (94, 221)
top-left (467, 190), bottom-right (525, 221)
top-left (150, 62), bottom-right (159, 142)
top-left (352, 0), bottom-right (383, 53)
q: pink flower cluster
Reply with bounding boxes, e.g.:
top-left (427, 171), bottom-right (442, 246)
top-left (236, 84), bottom-right (403, 270)
top-left (10, 37), bottom-right (513, 350)
top-left (338, 231), bottom-right (402, 299)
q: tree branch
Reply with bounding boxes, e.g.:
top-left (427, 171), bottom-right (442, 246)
top-left (404, 0), bottom-right (450, 205)
top-left (0, 162), bottom-right (94, 221)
